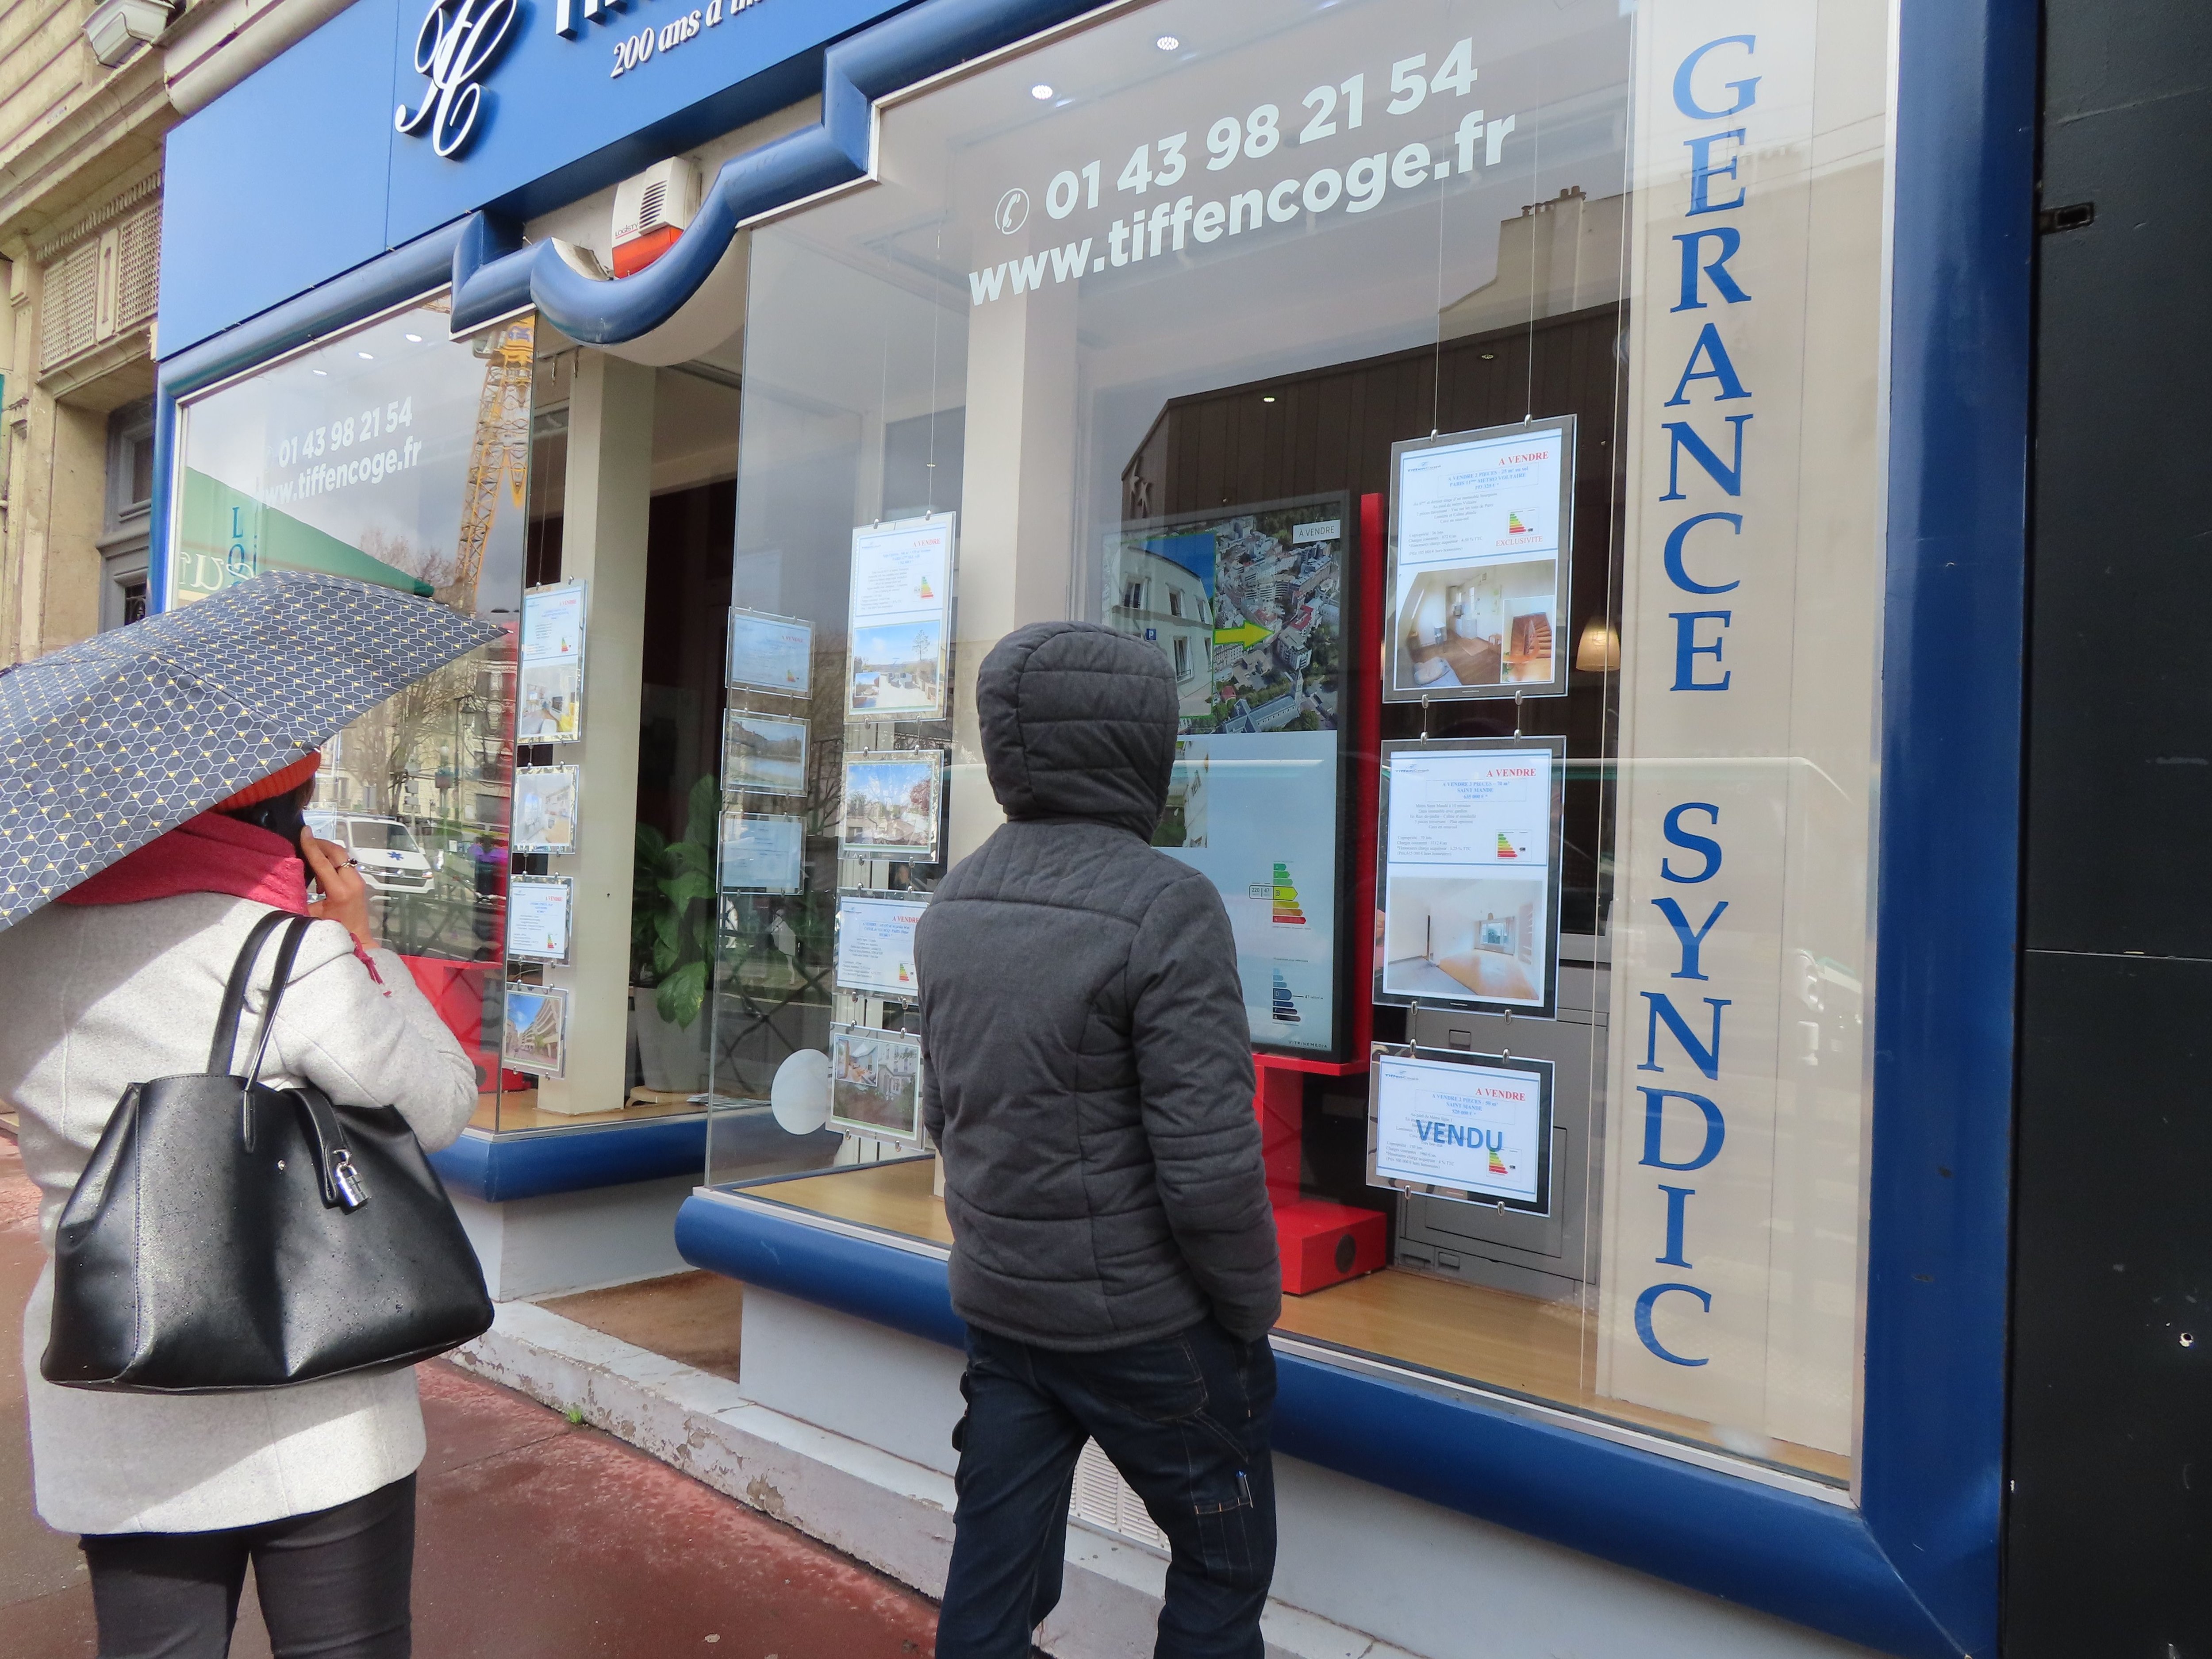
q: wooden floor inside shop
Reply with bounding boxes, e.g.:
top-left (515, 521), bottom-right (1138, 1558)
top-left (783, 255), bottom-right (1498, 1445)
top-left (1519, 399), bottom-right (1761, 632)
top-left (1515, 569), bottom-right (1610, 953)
top-left (743, 1158), bottom-right (1851, 1486)
top-left (469, 1090), bottom-right (708, 1133)
top-left (747, 1154), bottom-right (953, 1247)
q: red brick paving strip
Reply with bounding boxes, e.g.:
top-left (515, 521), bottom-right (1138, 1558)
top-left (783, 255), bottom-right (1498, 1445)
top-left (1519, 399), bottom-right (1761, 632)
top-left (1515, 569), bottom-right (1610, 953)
top-left (0, 1138), bottom-right (941, 1658)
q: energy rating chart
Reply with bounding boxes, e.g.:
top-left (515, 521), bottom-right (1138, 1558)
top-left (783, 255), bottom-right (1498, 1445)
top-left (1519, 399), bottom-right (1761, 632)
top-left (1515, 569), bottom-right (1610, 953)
top-left (1253, 863), bottom-right (1310, 926)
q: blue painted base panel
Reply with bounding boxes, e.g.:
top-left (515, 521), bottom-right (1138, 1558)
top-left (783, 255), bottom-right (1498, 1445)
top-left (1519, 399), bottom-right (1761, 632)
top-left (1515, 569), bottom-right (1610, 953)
top-left (675, 1191), bottom-right (1948, 1658)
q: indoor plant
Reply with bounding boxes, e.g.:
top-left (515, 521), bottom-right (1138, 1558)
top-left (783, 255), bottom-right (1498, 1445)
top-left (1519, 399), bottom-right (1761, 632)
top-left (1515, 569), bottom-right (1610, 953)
top-left (630, 774), bottom-right (718, 1092)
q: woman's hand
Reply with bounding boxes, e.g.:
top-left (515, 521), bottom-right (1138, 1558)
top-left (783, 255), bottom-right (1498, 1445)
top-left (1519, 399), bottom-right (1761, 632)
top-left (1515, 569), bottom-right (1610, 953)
top-left (300, 831), bottom-right (376, 955)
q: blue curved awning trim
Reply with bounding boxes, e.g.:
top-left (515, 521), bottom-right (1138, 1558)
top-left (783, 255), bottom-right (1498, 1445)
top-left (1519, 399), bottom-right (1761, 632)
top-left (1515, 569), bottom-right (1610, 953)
top-left (430, 1115), bottom-right (711, 1203)
top-left (673, 1189), bottom-right (1952, 1657)
top-left (452, 0), bottom-right (1106, 341)
top-left (676, 1184), bottom-right (966, 1348)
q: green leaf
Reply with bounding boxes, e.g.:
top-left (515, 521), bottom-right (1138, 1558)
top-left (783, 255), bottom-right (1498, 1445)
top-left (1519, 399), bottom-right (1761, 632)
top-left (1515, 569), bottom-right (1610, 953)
top-left (651, 906), bottom-right (680, 976)
top-left (659, 869), bottom-right (714, 910)
top-left (685, 774), bottom-right (720, 849)
top-left (665, 839), bottom-right (711, 876)
top-left (657, 960), bottom-right (708, 1029)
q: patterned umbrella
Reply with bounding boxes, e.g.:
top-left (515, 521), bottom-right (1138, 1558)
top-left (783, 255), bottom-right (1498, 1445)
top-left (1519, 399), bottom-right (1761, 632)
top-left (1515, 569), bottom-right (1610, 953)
top-left (0, 571), bottom-right (505, 929)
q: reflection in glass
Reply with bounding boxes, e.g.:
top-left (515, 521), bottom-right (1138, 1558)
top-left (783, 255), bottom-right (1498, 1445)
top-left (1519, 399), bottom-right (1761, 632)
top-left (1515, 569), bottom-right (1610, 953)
top-left (173, 302), bottom-right (535, 1124)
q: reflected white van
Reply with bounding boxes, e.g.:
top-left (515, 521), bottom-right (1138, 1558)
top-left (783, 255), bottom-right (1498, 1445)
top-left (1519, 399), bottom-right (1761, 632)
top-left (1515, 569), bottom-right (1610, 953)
top-left (304, 812), bottom-right (437, 895)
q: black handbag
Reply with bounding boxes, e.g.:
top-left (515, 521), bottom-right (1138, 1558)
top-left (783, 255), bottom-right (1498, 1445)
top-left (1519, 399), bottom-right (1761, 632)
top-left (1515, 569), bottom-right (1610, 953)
top-left (42, 910), bottom-right (494, 1393)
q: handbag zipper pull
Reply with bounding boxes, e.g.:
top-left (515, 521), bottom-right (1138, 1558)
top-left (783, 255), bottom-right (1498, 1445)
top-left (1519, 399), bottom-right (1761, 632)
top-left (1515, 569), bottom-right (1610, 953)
top-left (329, 1148), bottom-right (369, 1211)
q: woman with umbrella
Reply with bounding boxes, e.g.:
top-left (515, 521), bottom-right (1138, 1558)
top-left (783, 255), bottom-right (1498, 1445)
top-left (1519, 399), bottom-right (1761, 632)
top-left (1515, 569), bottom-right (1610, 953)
top-left (0, 574), bottom-right (496, 1657)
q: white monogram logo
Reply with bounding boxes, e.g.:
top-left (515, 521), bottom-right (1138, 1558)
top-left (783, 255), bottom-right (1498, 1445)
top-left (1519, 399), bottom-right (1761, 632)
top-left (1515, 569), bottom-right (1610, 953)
top-left (395, 0), bottom-right (519, 160)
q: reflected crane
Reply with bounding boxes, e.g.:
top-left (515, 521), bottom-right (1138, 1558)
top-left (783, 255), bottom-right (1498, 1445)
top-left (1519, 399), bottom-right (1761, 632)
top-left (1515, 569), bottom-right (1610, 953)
top-left (445, 316), bottom-right (535, 612)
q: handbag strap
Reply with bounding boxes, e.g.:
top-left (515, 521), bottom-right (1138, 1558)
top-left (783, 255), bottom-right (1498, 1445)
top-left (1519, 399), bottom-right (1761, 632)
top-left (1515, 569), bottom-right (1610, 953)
top-left (241, 917), bottom-right (314, 1092)
top-left (207, 910), bottom-right (294, 1075)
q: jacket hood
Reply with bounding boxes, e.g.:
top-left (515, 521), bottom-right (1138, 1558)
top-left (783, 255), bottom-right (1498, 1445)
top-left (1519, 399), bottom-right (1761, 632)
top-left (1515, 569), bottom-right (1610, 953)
top-left (977, 622), bottom-right (1178, 838)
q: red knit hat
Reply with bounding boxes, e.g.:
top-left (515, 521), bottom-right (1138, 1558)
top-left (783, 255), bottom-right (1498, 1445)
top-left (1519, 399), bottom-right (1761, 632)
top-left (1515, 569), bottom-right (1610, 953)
top-left (214, 752), bottom-right (321, 811)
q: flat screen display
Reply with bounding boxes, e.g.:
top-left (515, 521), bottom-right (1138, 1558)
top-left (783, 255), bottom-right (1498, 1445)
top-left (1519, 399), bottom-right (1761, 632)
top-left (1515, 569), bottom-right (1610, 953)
top-left (1105, 494), bottom-right (1348, 1055)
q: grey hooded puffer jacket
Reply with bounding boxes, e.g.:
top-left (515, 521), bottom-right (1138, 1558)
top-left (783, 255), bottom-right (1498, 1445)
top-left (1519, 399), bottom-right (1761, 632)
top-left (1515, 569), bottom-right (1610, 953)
top-left (916, 620), bottom-right (1280, 1350)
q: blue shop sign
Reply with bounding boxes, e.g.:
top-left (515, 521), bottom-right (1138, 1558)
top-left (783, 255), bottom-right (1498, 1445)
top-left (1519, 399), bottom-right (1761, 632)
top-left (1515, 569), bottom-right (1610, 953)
top-left (159, 0), bottom-right (908, 357)
top-left (384, 0), bottom-right (905, 237)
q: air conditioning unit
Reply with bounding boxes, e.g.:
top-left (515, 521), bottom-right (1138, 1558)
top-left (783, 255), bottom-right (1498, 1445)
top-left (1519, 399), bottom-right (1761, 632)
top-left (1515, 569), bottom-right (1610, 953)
top-left (611, 158), bottom-right (701, 278)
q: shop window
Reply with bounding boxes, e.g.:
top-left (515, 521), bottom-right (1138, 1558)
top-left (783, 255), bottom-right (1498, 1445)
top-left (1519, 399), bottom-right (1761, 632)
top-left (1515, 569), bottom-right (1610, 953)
top-left (707, 0), bottom-right (1888, 1491)
top-left (170, 301), bottom-right (538, 1121)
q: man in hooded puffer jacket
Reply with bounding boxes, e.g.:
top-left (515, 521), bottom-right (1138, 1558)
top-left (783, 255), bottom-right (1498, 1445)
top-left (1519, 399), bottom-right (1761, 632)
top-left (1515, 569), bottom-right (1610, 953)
top-left (917, 620), bottom-right (1282, 1659)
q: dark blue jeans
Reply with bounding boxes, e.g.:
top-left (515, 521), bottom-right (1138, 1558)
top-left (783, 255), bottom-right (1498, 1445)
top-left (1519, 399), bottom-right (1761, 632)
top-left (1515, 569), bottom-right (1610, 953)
top-left (937, 1317), bottom-right (1277, 1659)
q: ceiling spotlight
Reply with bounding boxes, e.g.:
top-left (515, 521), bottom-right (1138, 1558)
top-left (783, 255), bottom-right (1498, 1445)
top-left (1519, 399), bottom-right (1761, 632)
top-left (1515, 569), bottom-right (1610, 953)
top-left (404, 333), bottom-right (423, 343)
top-left (1030, 83), bottom-right (1053, 100)
top-left (1262, 395), bottom-right (1276, 403)
top-left (357, 350), bottom-right (375, 360)
top-left (1479, 351), bottom-right (1497, 361)
top-left (1156, 34), bottom-right (1179, 50)
top-left (311, 368), bottom-right (328, 376)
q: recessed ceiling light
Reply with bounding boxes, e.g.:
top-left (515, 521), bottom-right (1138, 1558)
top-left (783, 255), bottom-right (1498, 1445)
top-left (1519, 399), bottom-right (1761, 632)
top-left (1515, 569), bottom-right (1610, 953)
top-left (357, 350), bottom-right (375, 360)
top-left (1156, 35), bottom-right (1179, 50)
top-left (312, 368), bottom-right (327, 376)
top-left (1479, 351), bottom-right (1497, 360)
top-left (1262, 395), bottom-right (1276, 403)
top-left (404, 333), bottom-right (423, 343)
top-left (1030, 83), bottom-right (1053, 100)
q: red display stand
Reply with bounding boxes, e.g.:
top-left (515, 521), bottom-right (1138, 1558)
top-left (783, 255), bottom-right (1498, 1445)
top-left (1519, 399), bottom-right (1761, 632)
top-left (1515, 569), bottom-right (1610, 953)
top-left (398, 954), bottom-right (512, 1094)
top-left (1255, 1058), bottom-right (1387, 1295)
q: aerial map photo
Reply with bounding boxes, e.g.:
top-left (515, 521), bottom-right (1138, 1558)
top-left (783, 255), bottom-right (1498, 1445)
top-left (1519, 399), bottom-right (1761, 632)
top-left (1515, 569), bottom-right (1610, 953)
top-left (1105, 498), bottom-right (1346, 736)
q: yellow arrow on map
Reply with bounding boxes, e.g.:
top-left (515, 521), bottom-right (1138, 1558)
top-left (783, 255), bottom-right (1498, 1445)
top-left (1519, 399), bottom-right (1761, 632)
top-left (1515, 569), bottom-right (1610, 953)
top-left (1214, 621), bottom-right (1271, 649)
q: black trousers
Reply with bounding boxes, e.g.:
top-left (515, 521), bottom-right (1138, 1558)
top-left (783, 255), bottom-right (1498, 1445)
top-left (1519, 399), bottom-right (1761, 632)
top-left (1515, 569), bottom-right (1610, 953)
top-left (80, 1474), bottom-right (415, 1659)
top-left (937, 1317), bottom-right (1277, 1659)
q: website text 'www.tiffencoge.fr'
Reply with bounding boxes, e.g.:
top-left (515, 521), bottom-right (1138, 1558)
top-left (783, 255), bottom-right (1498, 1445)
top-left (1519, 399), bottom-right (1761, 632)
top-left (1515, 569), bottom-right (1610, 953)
top-left (265, 436), bottom-right (428, 504)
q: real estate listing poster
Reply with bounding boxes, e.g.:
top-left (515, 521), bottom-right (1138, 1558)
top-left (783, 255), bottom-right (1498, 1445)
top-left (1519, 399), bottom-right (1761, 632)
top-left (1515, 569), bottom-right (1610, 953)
top-left (847, 516), bottom-right (953, 720)
top-left (1375, 737), bottom-right (1565, 1018)
top-left (519, 581), bottom-right (586, 742)
top-left (828, 1023), bottom-right (926, 1145)
top-left (835, 892), bottom-right (928, 998)
top-left (1386, 418), bottom-right (1574, 702)
top-left (521, 580), bottom-right (585, 664)
top-left (505, 876), bottom-right (572, 963)
top-left (511, 766), bottom-right (580, 855)
top-left (726, 606), bottom-right (813, 697)
top-left (1368, 1048), bottom-right (1553, 1212)
top-left (722, 709), bottom-right (809, 797)
top-left (718, 811), bottom-right (805, 894)
top-left (1106, 494), bottom-right (1349, 1055)
top-left (840, 750), bottom-right (942, 862)
top-left (501, 982), bottom-right (568, 1079)
top-left (516, 660), bottom-right (580, 742)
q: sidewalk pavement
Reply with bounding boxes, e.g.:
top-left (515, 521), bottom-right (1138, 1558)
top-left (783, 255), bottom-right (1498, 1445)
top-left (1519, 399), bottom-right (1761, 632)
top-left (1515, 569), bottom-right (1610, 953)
top-left (0, 1137), bottom-right (942, 1658)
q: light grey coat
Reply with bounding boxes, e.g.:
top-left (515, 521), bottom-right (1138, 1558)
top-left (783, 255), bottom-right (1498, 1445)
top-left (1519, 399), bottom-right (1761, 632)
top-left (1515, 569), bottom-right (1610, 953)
top-left (0, 893), bottom-right (477, 1536)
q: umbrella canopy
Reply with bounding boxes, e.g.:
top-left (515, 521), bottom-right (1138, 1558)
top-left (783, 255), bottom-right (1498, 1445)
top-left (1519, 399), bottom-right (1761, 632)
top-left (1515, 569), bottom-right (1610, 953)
top-left (0, 571), bottom-right (505, 929)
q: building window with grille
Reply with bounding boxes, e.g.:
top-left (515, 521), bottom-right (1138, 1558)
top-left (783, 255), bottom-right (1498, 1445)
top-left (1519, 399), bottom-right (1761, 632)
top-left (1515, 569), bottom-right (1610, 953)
top-left (98, 399), bottom-right (154, 630)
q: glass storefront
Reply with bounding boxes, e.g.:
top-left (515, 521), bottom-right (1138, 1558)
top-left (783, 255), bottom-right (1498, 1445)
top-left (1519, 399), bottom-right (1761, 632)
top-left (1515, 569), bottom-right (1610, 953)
top-left (171, 301), bottom-right (537, 1123)
top-left (700, 0), bottom-right (1889, 1489)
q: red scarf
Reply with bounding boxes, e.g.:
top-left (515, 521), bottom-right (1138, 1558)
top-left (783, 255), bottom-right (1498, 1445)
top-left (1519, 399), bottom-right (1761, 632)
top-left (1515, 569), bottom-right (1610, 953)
top-left (58, 812), bottom-right (310, 914)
